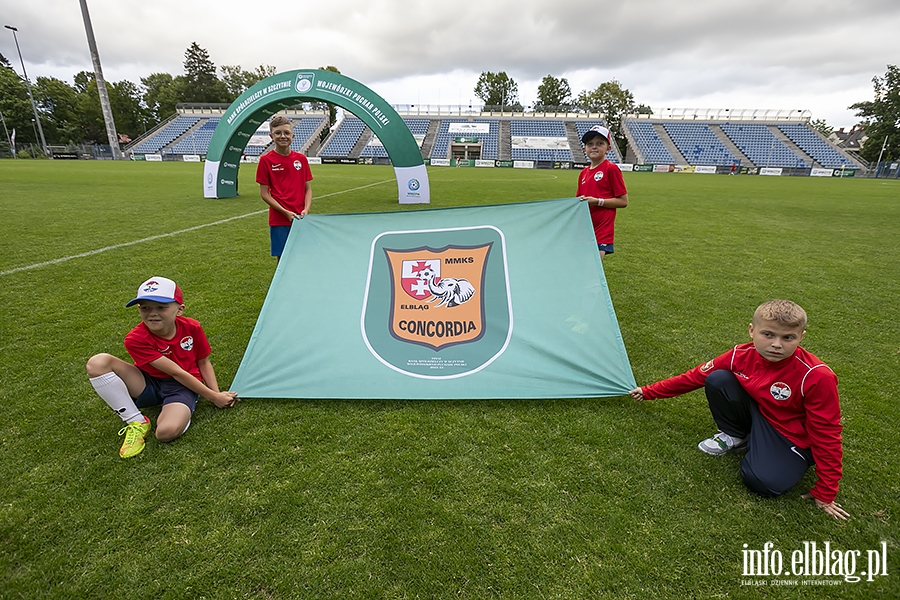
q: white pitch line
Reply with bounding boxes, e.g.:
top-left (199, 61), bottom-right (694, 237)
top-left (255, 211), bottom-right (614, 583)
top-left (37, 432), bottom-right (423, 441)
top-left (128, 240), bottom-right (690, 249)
top-left (0, 179), bottom-right (394, 277)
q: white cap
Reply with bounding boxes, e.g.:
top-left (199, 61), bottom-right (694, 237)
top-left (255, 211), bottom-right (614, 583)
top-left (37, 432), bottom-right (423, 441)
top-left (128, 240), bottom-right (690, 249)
top-left (125, 277), bottom-right (183, 307)
top-left (582, 125), bottom-right (612, 144)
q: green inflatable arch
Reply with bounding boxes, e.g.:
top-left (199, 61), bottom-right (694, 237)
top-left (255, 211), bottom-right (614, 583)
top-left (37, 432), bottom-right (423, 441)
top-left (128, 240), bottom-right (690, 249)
top-left (203, 69), bottom-right (429, 204)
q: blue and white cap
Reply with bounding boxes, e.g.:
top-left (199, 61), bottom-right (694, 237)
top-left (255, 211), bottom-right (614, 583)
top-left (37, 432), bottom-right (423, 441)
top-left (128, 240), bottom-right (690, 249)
top-left (581, 125), bottom-right (612, 145)
top-left (125, 276), bottom-right (183, 307)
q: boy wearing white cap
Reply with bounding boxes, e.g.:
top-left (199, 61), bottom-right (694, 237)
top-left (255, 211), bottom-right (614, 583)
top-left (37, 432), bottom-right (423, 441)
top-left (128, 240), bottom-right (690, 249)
top-left (577, 125), bottom-right (629, 259)
top-left (86, 277), bottom-right (238, 458)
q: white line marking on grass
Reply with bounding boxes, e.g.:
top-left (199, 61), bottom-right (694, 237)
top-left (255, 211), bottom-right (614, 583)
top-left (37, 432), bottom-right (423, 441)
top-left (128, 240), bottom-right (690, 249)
top-left (0, 179), bottom-right (394, 277)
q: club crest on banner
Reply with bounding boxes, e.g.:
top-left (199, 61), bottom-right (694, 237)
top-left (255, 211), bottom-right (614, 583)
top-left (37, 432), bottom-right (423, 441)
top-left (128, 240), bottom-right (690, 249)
top-left (361, 226), bottom-right (512, 379)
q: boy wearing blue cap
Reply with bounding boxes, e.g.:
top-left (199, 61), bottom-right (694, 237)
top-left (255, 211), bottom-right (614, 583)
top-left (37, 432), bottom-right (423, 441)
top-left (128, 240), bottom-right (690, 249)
top-left (577, 125), bottom-right (629, 259)
top-left (86, 277), bottom-right (238, 458)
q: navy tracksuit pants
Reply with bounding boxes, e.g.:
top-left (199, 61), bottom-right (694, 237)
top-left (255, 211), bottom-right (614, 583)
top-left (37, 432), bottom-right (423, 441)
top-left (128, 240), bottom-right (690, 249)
top-left (704, 370), bottom-right (814, 497)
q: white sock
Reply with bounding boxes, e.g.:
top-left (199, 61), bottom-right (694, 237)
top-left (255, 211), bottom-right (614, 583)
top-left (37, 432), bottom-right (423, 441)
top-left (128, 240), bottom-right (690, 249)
top-left (90, 372), bottom-right (143, 423)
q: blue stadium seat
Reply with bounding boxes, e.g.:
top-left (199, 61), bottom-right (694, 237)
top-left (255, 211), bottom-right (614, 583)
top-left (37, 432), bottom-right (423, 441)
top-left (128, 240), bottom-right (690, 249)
top-left (321, 116), bottom-right (366, 157)
top-left (719, 124), bottom-right (809, 168)
top-left (509, 120), bottom-right (573, 162)
top-left (624, 121), bottom-right (671, 164)
top-left (777, 124), bottom-right (859, 169)
top-left (132, 116), bottom-right (201, 154)
top-left (360, 117), bottom-right (431, 158)
top-left (664, 122), bottom-right (738, 166)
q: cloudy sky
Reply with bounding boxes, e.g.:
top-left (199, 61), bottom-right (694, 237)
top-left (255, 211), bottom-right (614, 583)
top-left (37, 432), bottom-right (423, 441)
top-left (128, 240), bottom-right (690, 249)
top-left (2, 0), bottom-right (897, 127)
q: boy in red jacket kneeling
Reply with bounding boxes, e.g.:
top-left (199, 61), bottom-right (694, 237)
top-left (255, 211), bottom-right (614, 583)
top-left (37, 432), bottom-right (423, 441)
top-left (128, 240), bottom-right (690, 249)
top-left (630, 299), bottom-right (848, 520)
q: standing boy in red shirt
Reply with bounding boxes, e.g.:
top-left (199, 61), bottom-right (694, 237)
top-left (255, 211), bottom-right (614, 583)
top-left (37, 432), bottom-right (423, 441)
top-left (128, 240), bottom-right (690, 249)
top-left (256, 115), bottom-right (314, 262)
top-left (630, 300), bottom-right (849, 519)
top-left (86, 277), bottom-right (238, 458)
top-left (577, 125), bottom-right (628, 259)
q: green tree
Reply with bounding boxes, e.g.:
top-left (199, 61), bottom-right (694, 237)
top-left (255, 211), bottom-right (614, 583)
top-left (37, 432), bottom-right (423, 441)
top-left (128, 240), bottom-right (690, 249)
top-left (33, 76), bottom-right (82, 144)
top-left (850, 64), bottom-right (900, 162)
top-left (534, 75), bottom-right (572, 111)
top-left (70, 71), bottom-right (150, 144)
top-left (108, 79), bottom-right (151, 141)
top-left (141, 72), bottom-right (186, 123)
top-left (809, 118), bottom-right (833, 138)
top-left (181, 42), bottom-right (228, 104)
top-left (0, 64), bottom-right (36, 146)
top-left (474, 71), bottom-right (520, 109)
top-left (220, 64), bottom-right (277, 101)
top-left (576, 79), bottom-right (636, 155)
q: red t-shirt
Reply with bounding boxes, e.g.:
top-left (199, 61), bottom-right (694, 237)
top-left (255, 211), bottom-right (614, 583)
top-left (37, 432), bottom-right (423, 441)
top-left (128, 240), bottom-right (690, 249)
top-left (641, 342), bottom-right (843, 502)
top-left (124, 316), bottom-right (211, 381)
top-left (256, 150), bottom-right (313, 226)
top-left (576, 160), bottom-right (627, 244)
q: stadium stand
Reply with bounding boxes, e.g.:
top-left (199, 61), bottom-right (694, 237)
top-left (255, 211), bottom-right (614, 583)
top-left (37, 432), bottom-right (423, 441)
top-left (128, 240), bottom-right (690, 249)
top-left (625, 121), bottom-right (674, 165)
top-left (131, 113), bottom-right (328, 157)
top-left (777, 123), bottom-right (861, 169)
top-left (509, 120), bottom-right (573, 162)
top-left (169, 117), bottom-right (219, 155)
top-left (131, 115), bottom-right (200, 154)
top-left (430, 119), bottom-right (500, 160)
top-left (125, 105), bottom-right (861, 174)
top-left (320, 116), bottom-right (367, 157)
top-left (360, 117), bottom-right (430, 158)
top-left (290, 116), bottom-right (327, 152)
top-left (664, 122), bottom-right (740, 166)
top-left (242, 126), bottom-right (271, 157)
top-left (719, 123), bottom-right (809, 168)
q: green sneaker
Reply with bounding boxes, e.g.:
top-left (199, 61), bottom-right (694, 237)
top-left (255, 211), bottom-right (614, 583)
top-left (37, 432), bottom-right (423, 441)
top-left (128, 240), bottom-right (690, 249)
top-left (118, 417), bottom-right (151, 458)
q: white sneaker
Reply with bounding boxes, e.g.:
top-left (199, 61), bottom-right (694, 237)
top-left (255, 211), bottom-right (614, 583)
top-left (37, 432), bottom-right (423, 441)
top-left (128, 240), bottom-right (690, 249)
top-left (698, 431), bottom-right (747, 455)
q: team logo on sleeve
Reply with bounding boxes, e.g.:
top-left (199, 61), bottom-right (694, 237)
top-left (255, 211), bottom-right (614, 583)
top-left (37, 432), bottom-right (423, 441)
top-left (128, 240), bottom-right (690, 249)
top-left (770, 382), bottom-right (792, 401)
top-left (700, 360), bottom-right (715, 373)
top-left (180, 336), bottom-right (194, 351)
top-left (361, 226), bottom-right (512, 379)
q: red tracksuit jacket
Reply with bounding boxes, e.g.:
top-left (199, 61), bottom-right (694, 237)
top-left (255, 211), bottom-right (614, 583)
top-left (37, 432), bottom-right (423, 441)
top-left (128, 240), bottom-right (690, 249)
top-left (641, 343), bottom-right (842, 502)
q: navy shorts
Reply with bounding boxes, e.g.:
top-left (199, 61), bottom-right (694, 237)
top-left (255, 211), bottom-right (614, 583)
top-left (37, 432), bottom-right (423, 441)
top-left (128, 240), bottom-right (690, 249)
top-left (598, 243), bottom-right (615, 255)
top-left (134, 371), bottom-right (198, 412)
top-left (270, 225), bottom-right (291, 257)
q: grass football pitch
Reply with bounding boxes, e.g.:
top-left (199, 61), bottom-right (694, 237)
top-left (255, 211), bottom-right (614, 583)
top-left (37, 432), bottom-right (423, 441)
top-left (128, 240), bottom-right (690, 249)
top-left (0, 160), bottom-right (898, 598)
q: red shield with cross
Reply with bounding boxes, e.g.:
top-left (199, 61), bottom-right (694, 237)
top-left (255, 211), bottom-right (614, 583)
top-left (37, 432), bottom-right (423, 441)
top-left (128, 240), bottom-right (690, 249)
top-left (401, 259), bottom-right (441, 300)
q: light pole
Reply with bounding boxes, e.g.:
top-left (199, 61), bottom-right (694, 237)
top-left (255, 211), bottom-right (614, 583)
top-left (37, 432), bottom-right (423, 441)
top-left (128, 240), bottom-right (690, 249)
top-left (79, 0), bottom-right (122, 160)
top-left (4, 25), bottom-right (49, 157)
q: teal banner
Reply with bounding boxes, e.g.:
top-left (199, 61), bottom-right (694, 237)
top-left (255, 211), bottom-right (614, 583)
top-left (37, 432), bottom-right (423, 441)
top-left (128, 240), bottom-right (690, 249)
top-left (231, 198), bottom-right (636, 399)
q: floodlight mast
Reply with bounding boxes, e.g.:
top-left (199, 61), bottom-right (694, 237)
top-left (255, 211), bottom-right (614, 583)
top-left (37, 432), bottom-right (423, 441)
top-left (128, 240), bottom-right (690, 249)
top-left (4, 25), bottom-right (49, 157)
top-left (78, 0), bottom-right (123, 160)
